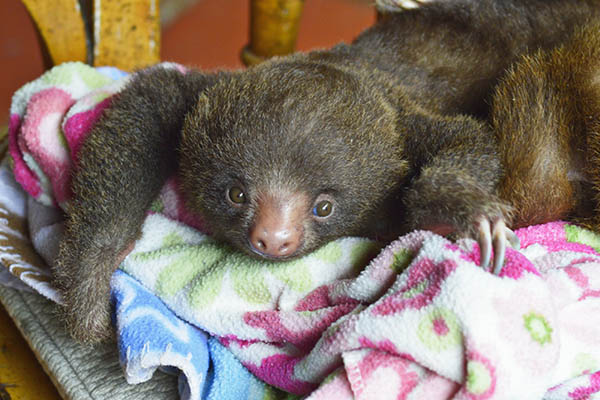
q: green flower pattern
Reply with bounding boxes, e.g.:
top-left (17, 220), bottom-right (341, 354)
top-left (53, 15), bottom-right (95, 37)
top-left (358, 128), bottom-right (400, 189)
top-left (121, 215), bottom-right (378, 311)
top-left (572, 353), bottom-right (598, 376)
top-left (523, 312), bottom-right (553, 345)
top-left (466, 360), bottom-right (492, 395)
top-left (565, 224), bottom-right (600, 252)
top-left (417, 307), bottom-right (462, 352)
top-left (391, 248), bottom-right (413, 273)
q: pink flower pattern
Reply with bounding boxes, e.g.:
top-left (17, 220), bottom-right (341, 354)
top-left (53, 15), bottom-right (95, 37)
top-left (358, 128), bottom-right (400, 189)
top-left (568, 371), bottom-right (600, 399)
top-left (372, 256), bottom-right (457, 316)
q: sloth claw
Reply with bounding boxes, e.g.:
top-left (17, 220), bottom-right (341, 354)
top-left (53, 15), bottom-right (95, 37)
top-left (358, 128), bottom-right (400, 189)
top-left (477, 217), bottom-right (520, 275)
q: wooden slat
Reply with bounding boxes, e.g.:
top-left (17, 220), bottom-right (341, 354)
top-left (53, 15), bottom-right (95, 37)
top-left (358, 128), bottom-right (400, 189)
top-left (93, 0), bottom-right (161, 71)
top-left (242, 0), bottom-right (305, 66)
top-left (20, 0), bottom-right (87, 68)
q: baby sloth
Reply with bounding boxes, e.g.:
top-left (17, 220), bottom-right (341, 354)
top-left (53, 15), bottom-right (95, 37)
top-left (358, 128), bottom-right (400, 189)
top-left (55, 0), bottom-right (600, 343)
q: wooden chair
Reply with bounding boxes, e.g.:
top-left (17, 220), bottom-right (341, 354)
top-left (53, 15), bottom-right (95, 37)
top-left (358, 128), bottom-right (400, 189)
top-left (21, 0), bottom-right (305, 71)
top-left (242, 0), bottom-right (305, 66)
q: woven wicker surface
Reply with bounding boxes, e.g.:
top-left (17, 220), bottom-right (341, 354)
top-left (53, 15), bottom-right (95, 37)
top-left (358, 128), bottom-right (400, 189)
top-left (0, 283), bottom-right (178, 400)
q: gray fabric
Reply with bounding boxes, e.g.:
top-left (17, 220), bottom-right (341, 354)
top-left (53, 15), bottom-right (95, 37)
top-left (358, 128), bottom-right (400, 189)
top-left (27, 196), bottom-right (63, 268)
top-left (0, 283), bottom-right (178, 400)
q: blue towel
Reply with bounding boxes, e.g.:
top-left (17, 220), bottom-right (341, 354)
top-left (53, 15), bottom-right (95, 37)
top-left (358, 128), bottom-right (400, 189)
top-left (112, 270), bottom-right (285, 400)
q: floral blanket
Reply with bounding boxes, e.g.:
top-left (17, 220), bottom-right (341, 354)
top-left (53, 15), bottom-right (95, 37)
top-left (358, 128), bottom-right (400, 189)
top-left (2, 62), bottom-right (600, 399)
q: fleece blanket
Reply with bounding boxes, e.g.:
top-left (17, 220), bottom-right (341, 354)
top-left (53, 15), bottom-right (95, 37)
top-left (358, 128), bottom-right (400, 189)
top-left (3, 62), bottom-right (600, 400)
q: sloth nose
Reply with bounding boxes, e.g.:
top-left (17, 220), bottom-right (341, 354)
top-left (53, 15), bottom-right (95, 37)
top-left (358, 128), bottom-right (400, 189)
top-left (249, 193), bottom-right (304, 258)
top-left (250, 225), bottom-right (300, 258)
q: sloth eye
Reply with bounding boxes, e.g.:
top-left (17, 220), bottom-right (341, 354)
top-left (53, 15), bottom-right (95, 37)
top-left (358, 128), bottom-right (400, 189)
top-left (313, 200), bottom-right (333, 218)
top-left (228, 186), bottom-right (246, 204)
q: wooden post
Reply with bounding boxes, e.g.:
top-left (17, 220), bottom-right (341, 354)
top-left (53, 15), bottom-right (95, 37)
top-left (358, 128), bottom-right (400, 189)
top-left (241, 0), bottom-right (305, 66)
top-left (21, 0), bottom-right (160, 71)
top-left (21, 0), bottom-right (88, 69)
top-left (92, 0), bottom-right (161, 71)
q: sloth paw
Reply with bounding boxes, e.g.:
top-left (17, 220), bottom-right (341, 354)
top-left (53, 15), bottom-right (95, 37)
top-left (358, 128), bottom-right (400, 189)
top-left (476, 216), bottom-right (520, 275)
top-left (376, 0), bottom-right (432, 12)
top-left (54, 251), bottom-right (118, 344)
top-left (58, 294), bottom-right (114, 344)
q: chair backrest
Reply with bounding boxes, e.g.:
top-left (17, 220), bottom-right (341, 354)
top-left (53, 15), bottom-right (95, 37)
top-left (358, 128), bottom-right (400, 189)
top-left (21, 0), bottom-right (311, 70)
top-left (21, 0), bottom-right (160, 71)
top-left (242, 0), bottom-right (304, 66)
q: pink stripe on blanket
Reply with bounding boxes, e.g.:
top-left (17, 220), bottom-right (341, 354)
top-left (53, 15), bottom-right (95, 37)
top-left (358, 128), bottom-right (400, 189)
top-left (244, 304), bottom-right (358, 351)
top-left (372, 256), bottom-right (457, 316)
top-left (19, 88), bottom-right (74, 204)
top-left (358, 336), bottom-right (403, 356)
top-left (516, 222), bottom-right (568, 248)
top-left (568, 371), bottom-right (600, 399)
top-left (518, 222), bottom-right (600, 256)
top-left (8, 113), bottom-right (41, 198)
top-left (243, 353), bottom-right (316, 394)
top-left (347, 350), bottom-right (419, 400)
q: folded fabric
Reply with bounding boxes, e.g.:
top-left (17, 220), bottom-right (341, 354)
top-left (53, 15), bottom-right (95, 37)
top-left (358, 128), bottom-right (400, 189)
top-left (0, 156), bottom-right (57, 299)
top-left (123, 216), bottom-right (600, 399)
top-left (3, 61), bottom-right (600, 400)
top-left (112, 269), bottom-right (286, 400)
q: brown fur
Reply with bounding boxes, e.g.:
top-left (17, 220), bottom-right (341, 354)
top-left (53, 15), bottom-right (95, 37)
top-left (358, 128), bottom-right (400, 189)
top-left (492, 22), bottom-right (600, 228)
top-left (55, 0), bottom-right (600, 343)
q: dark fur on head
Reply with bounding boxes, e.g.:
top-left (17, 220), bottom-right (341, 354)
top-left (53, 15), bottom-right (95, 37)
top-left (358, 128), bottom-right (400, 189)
top-left (179, 59), bottom-right (408, 258)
